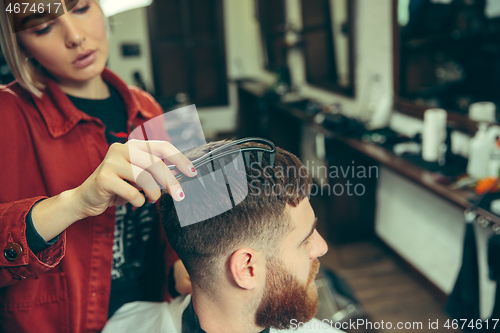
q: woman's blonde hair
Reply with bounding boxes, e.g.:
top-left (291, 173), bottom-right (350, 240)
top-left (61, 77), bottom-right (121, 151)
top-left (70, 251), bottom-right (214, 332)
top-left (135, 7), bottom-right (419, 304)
top-left (0, 0), bottom-right (109, 98)
top-left (0, 0), bottom-right (45, 98)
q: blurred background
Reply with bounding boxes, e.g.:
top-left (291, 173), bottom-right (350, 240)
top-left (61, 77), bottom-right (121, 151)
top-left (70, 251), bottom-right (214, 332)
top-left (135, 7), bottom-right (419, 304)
top-left (2, 0), bottom-right (500, 332)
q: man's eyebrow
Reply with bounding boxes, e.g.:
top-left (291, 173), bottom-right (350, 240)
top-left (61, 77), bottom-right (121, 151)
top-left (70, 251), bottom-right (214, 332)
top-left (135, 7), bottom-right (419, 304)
top-left (300, 217), bottom-right (317, 245)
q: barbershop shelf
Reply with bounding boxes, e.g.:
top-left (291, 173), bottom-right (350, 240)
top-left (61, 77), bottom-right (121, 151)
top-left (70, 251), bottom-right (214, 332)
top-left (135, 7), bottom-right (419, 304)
top-left (334, 137), bottom-right (500, 225)
top-left (238, 83), bottom-right (500, 226)
top-left (287, 108), bottom-right (500, 224)
top-left (239, 80), bottom-right (271, 98)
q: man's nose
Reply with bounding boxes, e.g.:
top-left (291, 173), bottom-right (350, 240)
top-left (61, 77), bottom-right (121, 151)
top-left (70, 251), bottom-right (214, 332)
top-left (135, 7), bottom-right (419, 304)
top-left (311, 230), bottom-right (329, 259)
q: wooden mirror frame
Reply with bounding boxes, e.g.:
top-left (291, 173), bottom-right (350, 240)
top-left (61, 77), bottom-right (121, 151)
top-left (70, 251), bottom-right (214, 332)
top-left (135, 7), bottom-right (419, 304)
top-left (257, 0), bottom-right (356, 97)
top-left (392, 0), bottom-right (478, 134)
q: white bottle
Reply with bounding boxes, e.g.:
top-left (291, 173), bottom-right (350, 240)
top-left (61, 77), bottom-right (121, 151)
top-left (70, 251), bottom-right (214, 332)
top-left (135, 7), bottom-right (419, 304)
top-left (422, 108), bottom-right (447, 162)
top-left (488, 150), bottom-right (500, 177)
top-left (467, 123), bottom-right (494, 179)
top-left (487, 126), bottom-right (500, 177)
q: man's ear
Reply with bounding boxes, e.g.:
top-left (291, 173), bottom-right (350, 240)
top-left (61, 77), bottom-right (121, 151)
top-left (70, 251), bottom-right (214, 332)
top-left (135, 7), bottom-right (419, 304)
top-left (229, 248), bottom-right (262, 290)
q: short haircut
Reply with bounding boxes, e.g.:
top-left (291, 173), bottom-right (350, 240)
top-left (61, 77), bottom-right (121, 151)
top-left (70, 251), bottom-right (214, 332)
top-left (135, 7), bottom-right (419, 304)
top-left (160, 140), bottom-right (312, 291)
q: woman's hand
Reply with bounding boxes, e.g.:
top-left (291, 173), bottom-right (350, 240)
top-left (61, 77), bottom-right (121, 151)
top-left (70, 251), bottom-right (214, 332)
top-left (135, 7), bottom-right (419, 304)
top-left (173, 259), bottom-right (192, 295)
top-left (73, 140), bottom-right (197, 220)
top-left (31, 140), bottom-right (196, 241)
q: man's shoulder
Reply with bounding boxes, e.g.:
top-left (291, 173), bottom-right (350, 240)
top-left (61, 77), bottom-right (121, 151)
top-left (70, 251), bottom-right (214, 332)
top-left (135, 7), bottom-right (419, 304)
top-left (272, 318), bottom-right (345, 333)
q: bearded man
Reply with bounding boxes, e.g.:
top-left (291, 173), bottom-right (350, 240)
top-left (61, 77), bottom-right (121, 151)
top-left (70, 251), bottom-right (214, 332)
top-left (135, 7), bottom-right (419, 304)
top-left (103, 141), bottom-right (343, 333)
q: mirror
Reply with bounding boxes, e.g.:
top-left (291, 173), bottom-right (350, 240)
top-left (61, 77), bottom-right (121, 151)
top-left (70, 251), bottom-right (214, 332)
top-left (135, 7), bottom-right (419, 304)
top-left (302, 0), bottom-right (355, 96)
top-left (257, 0), bottom-right (287, 72)
top-left (394, 0), bottom-right (500, 132)
top-left (257, 0), bottom-right (355, 97)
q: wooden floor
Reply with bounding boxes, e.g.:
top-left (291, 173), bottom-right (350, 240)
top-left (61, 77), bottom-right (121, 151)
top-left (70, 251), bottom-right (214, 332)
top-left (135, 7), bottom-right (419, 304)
top-left (318, 241), bottom-right (462, 333)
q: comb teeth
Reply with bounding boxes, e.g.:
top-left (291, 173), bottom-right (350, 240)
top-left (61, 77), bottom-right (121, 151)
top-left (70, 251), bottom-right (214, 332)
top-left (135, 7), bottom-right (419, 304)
top-left (219, 158), bottom-right (228, 184)
top-left (241, 151), bottom-right (277, 169)
top-left (269, 152), bottom-right (276, 168)
top-left (232, 153), bottom-right (239, 170)
top-left (257, 151), bottom-right (263, 166)
top-left (206, 162), bottom-right (216, 181)
top-left (244, 152), bottom-right (251, 169)
top-left (196, 172), bottom-right (205, 188)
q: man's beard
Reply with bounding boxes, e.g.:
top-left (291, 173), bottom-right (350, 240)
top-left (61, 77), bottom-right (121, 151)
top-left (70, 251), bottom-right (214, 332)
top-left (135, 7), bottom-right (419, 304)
top-left (255, 257), bottom-right (320, 329)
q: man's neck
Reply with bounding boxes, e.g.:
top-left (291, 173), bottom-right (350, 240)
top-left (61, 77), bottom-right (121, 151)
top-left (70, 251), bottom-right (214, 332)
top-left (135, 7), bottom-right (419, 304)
top-left (192, 288), bottom-right (266, 333)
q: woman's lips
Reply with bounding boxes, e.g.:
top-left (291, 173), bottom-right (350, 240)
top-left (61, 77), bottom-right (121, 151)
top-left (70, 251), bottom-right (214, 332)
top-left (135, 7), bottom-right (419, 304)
top-left (72, 50), bottom-right (97, 69)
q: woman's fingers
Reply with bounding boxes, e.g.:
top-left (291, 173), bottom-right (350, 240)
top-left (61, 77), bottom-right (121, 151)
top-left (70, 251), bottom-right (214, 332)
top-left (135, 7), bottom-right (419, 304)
top-left (102, 172), bottom-right (146, 208)
top-left (122, 141), bottom-right (193, 201)
top-left (75, 140), bottom-right (192, 219)
top-left (109, 150), bottom-right (184, 202)
top-left (145, 160), bottom-right (185, 201)
top-left (130, 165), bottom-right (162, 203)
top-left (124, 148), bottom-right (184, 200)
top-left (91, 141), bottom-right (190, 212)
top-left (127, 140), bottom-right (197, 178)
top-left (94, 162), bottom-right (158, 206)
top-left (114, 162), bottom-right (169, 203)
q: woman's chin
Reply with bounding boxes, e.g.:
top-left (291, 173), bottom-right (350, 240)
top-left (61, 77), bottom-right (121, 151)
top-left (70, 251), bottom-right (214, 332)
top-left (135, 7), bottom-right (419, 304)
top-left (52, 64), bottom-right (106, 85)
top-left (75, 61), bottom-right (106, 78)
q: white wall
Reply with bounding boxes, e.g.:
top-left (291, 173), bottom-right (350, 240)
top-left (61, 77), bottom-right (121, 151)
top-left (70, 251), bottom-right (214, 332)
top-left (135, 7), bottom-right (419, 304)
top-left (107, 7), bottom-right (155, 93)
top-left (223, 0), bottom-right (274, 83)
top-left (376, 167), bottom-right (496, 319)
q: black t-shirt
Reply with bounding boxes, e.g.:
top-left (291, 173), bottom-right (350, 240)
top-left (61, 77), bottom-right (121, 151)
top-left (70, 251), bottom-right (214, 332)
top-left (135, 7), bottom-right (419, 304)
top-left (68, 84), bottom-right (157, 317)
top-left (67, 83), bottom-right (128, 144)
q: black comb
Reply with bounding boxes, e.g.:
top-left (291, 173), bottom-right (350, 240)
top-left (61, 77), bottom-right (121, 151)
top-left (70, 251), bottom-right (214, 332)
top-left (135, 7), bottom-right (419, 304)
top-left (167, 137), bottom-right (276, 181)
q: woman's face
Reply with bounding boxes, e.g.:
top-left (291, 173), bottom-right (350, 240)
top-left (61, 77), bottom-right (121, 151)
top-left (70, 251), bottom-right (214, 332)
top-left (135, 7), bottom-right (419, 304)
top-left (15, 0), bottom-right (108, 84)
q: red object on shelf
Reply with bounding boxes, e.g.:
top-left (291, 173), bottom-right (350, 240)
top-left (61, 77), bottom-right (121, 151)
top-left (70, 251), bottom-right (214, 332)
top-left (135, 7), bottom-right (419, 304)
top-left (475, 176), bottom-right (499, 195)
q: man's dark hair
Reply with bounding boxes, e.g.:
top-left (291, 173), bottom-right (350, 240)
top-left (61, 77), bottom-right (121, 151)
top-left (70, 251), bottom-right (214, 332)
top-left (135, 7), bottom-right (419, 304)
top-left (160, 140), bottom-right (312, 291)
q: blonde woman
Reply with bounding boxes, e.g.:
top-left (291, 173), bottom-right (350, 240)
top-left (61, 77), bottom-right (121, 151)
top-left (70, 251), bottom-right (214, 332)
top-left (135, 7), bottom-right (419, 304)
top-left (0, 0), bottom-right (193, 332)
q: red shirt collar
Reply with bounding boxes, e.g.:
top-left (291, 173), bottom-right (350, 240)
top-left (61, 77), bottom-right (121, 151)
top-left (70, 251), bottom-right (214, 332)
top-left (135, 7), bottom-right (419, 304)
top-left (31, 68), bottom-right (154, 139)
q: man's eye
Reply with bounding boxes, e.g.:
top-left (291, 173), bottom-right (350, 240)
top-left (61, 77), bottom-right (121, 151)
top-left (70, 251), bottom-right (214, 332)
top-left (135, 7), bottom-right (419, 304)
top-left (303, 239), bottom-right (310, 246)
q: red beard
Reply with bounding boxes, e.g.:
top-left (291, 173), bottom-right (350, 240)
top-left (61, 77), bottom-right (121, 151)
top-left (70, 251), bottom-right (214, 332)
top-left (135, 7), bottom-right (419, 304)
top-left (255, 258), bottom-right (320, 329)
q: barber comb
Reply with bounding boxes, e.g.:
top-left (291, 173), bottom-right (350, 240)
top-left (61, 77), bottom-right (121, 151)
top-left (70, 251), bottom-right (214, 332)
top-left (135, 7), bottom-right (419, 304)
top-left (165, 138), bottom-right (277, 227)
top-left (167, 137), bottom-right (277, 184)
